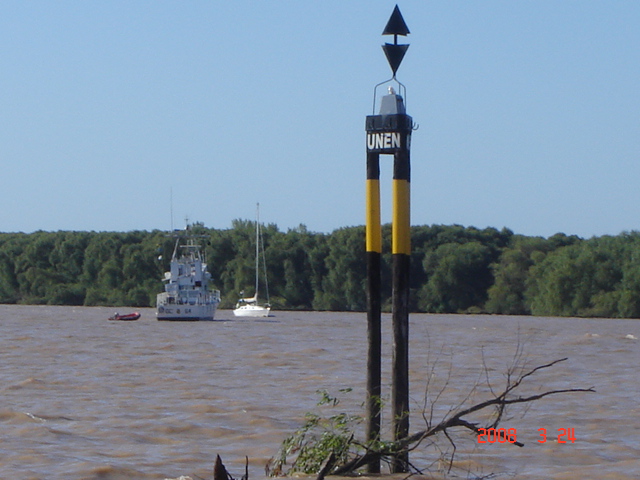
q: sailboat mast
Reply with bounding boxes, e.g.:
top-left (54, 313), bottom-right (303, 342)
top-left (255, 203), bottom-right (260, 298)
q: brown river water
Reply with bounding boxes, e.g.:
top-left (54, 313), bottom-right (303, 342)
top-left (0, 305), bottom-right (638, 479)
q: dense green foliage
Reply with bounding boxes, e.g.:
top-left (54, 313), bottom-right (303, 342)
top-left (2, 224), bottom-right (640, 318)
top-left (267, 389), bottom-right (362, 476)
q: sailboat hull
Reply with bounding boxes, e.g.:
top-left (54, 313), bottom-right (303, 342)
top-left (233, 304), bottom-right (271, 317)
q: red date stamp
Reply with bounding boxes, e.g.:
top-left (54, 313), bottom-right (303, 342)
top-left (477, 427), bottom-right (576, 444)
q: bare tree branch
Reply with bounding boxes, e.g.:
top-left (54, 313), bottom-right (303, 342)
top-left (271, 351), bottom-right (595, 479)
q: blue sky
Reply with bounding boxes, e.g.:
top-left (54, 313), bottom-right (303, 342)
top-left (1, 1), bottom-right (639, 238)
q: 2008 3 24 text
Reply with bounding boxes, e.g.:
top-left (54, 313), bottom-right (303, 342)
top-left (477, 427), bottom-right (576, 444)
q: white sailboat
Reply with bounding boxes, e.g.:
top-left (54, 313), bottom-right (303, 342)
top-left (234, 204), bottom-right (272, 317)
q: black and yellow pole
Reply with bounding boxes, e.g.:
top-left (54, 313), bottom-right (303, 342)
top-left (365, 149), bottom-right (382, 473)
top-left (365, 5), bottom-right (412, 474)
top-left (391, 125), bottom-right (411, 473)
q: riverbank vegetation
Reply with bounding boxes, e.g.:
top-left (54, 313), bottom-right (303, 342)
top-left (1, 223), bottom-right (640, 318)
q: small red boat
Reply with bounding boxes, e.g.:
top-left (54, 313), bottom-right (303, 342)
top-left (108, 312), bottom-right (141, 321)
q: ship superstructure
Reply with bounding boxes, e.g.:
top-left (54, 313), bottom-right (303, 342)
top-left (156, 234), bottom-right (221, 321)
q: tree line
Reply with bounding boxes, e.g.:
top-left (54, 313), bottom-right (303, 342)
top-left (1, 222), bottom-right (640, 318)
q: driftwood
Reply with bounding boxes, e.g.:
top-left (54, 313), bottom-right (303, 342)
top-left (315, 451), bottom-right (336, 480)
top-left (213, 455), bottom-right (248, 480)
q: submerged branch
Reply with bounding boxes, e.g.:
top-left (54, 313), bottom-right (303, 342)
top-left (270, 355), bottom-right (595, 478)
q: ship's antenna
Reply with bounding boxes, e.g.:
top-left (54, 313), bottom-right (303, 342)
top-left (170, 187), bottom-right (174, 231)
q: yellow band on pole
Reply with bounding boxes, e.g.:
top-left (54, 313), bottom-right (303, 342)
top-left (366, 179), bottom-right (382, 253)
top-left (392, 179), bottom-right (410, 255)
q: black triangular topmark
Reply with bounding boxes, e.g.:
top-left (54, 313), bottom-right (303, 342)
top-left (382, 43), bottom-right (409, 75)
top-left (382, 5), bottom-right (410, 37)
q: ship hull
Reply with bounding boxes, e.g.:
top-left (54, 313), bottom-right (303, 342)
top-left (156, 303), bottom-right (218, 321)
